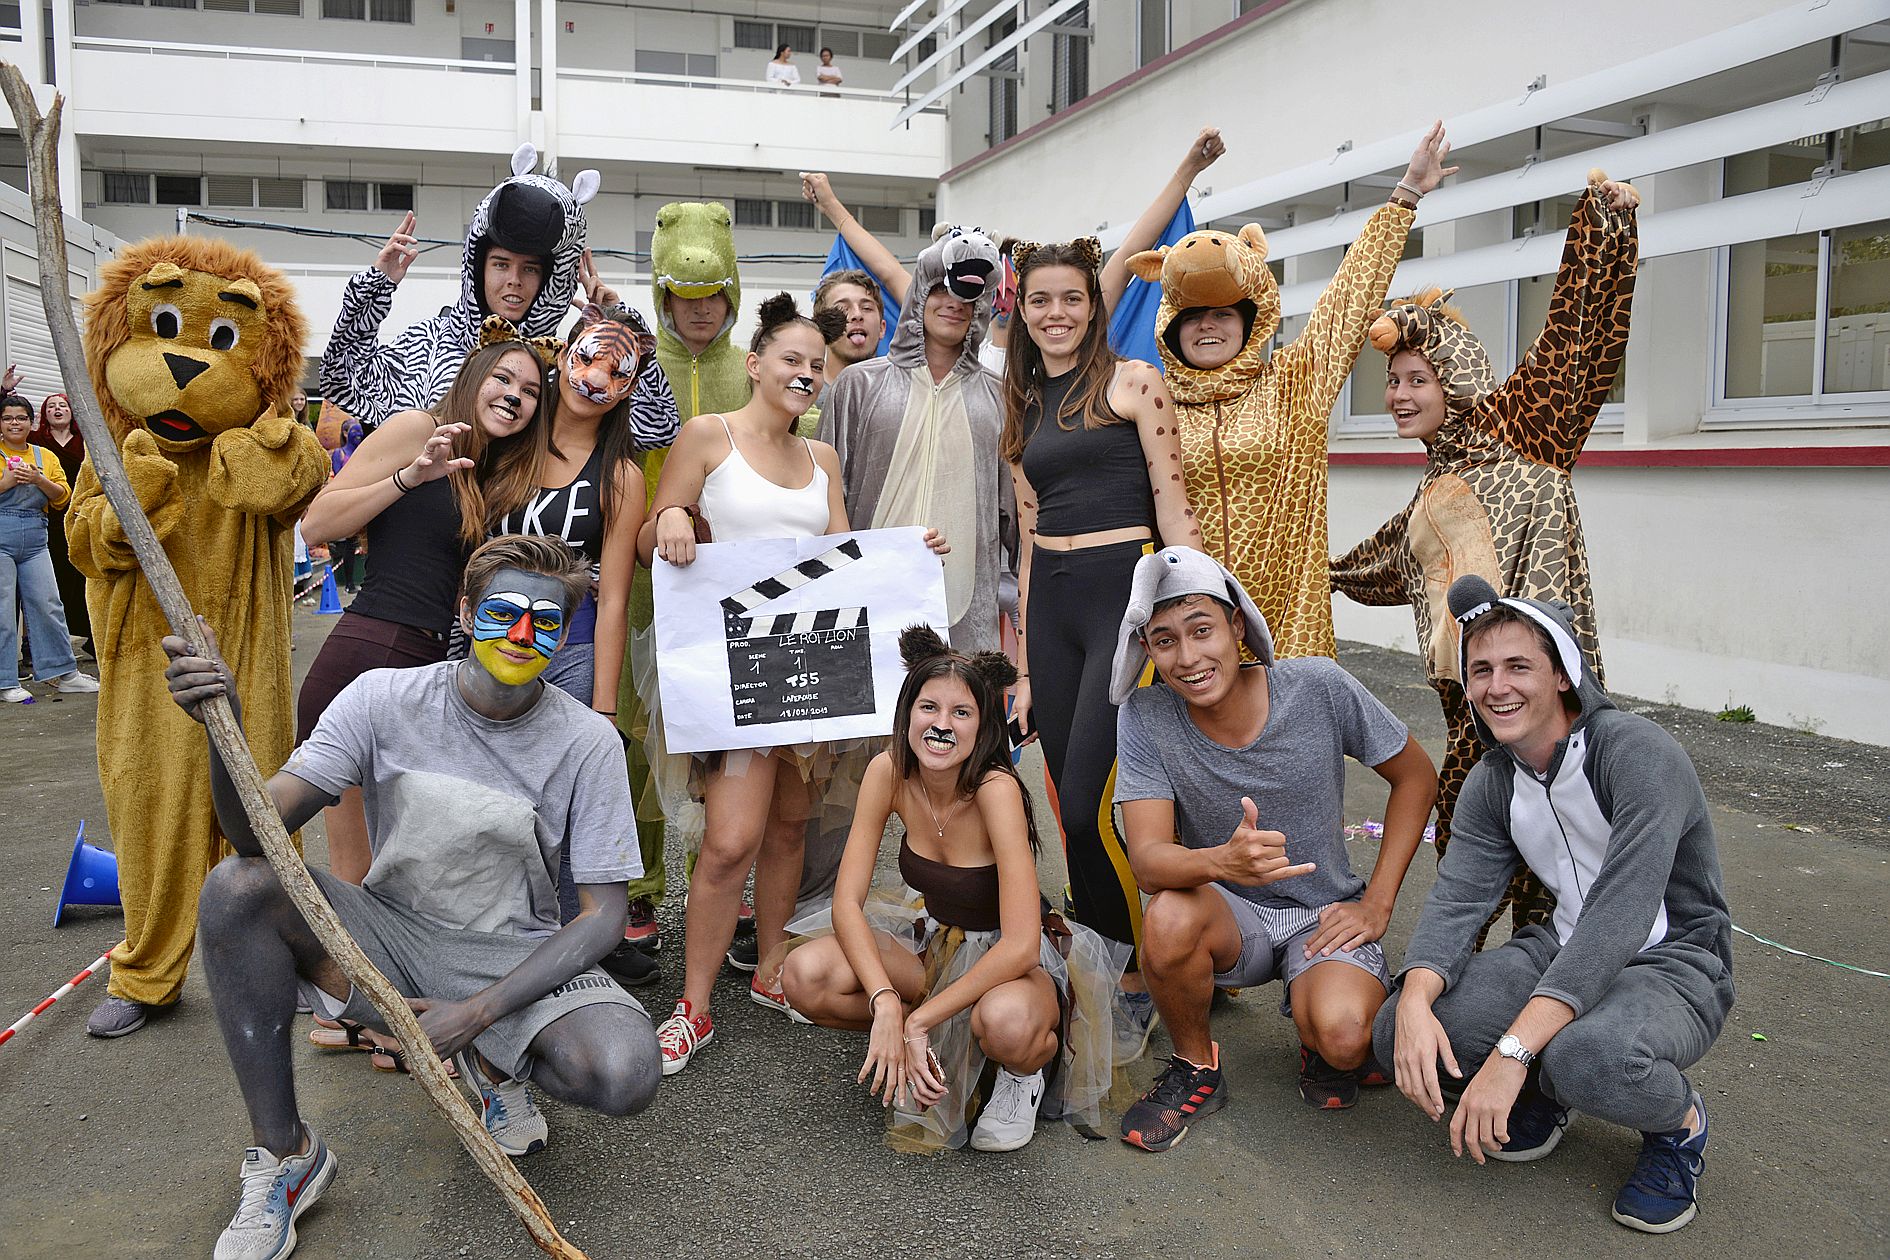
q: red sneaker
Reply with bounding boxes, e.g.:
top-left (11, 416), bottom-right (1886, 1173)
top-left (657, 1000), bottom-right (713, 1077)
top-left (624, 896), bottom-right (661, 951)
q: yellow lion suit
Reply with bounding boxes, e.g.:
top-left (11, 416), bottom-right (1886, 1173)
top-left (67, 237), bottom-right (328, 1011)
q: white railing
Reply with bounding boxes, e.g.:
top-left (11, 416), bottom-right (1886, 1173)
top-left (543, 65), bottom-right (945, 112)
top-left (72, 35), bottom-right (513, 74)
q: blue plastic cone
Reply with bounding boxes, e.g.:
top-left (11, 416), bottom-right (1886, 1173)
top-left (316, 566), bottom-right (343, 615)
top-left (53, 821), bottom-right (121, 928)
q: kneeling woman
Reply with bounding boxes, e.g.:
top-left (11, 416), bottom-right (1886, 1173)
top-left (783, 627), bottom-right (1120, 1152)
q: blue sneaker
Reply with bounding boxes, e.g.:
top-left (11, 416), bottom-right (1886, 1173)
top-left (214, 1128), bottom-right (338, 1260)
top-left (1112, 989), bottom-right (1160, 1065)
top-left (456, 1051), bottom-right (549, 1156)
top-left (1611, 1091), bottom-right (1707, 1233)
top-left (1490, 1083), bottom-right (1575, 1162)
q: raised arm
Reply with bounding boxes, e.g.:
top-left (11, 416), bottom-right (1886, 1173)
top-left (318, 213), bottom-right (425, 429)
top-left (1282, 122), bottom-right (1455, 421)
top-left (1102, 127), bottom-right (1225, 314)
top-left (802, 172), bottom-right (911, 308)
top-left (1480, 177), bottom-right (1640, 470)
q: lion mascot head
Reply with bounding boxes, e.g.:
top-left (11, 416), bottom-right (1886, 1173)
top-left (82, 236), bottom-right (308, 451)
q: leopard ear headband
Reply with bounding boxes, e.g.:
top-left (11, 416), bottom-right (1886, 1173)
top-left (1009, 236), bottom-right (1103, 276)
top-left (478, 315), bottom-right (563, 370)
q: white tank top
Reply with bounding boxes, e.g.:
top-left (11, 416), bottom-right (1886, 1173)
top-left (697, 414), bottom-right (832, 543)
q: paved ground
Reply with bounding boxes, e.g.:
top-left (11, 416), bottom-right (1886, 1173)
top-left (3, 608), bottom-right (1887, 1258)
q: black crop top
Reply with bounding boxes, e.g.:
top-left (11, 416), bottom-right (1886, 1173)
top-left (899, 834), bottom-right (1001, 933)
top-left (1019, 366), bottom-right (1155, 536)
top-left (347, 477), bottom-right (467, 635)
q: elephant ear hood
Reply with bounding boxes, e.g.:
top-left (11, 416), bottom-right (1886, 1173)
top-left (888, 223), bottom-right (999, 371)
top-left (460, 143), bottom-right (597, 340)
top-left (1133, 225), bottom-right (1279, 405)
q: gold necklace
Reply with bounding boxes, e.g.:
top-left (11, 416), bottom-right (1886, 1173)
top-left (918, 780), bottom-right (966, 840)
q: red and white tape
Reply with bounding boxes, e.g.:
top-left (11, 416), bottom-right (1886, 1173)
top-left (0, 946), bottom-right (116, 1049)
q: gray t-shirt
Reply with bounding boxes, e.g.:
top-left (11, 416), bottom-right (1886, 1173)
top-left (285, 661), bottom-right (640, 938)
top-left (1115, 657), bottom-right (1409, 911)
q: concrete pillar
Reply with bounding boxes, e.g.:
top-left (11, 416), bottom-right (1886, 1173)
top-left (538, 0), bottom-right (558, 175)
top-left (48, 0), bottom-right (77, 212)
top-left (514, 0), bottom-right (533, 147)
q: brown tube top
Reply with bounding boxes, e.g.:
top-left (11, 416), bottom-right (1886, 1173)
top-left (899, 833), bottom-right (1001, 932)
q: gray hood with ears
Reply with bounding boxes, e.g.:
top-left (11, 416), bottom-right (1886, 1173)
top-left (1447, 574), bottom-right (1613, 751)
top-left (887, 224), bottom-right (1000, 371)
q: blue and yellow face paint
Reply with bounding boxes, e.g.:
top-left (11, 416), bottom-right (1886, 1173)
top-left (470, 589), bottom-right (565, 686)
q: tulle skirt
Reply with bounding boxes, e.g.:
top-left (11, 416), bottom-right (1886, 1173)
top-left (785, 894), bottom-right (1127, 1152)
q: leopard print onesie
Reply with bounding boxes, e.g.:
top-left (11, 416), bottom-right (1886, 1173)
top-left (1330, 182), bottom-right (1636, 929)
top-left (1133, 203), bottom-right (1414, 659)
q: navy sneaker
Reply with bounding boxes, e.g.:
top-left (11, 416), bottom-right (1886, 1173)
top-left (1612, 1092), bottom-right (1707, 1233)
top-left (1490, 1082), bottom-right (1575, 1162)
top-left (214, 1128), bottom-right (338, 1260)
top-left (1111, 989), bottom-right (1160, 1065)
top-left (1120, 1047), bottom-right (1228, 1152)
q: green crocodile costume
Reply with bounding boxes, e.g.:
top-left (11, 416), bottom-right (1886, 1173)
top-left (620, 201), bottom-right (749, 908)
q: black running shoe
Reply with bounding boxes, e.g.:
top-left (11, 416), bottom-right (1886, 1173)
top-left (725, 934), bottom-right (759, 973)
top-left (1297, 1044), bottom-right (1360, 1109)
top-left (599, 940), bottom-right (659, 988)
top-left (1121, 1048), bottom-right (1228, 1152)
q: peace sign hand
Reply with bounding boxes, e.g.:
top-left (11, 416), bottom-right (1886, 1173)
top-left (572, 249), bottom-right (621, 313)
top-left (375, 211), bottom-right (420, 284)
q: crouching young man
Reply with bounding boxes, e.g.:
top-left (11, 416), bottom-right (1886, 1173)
top-left (166, 535), bottom-right (660, 1260)
top-left (1377, 575), bottom-right (1733, 1233)
top-left (1111, 547), bottom-right (1437, 1151)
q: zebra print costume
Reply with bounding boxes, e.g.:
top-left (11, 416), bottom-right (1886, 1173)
top-left (318, 144), bottom-right (678, 453)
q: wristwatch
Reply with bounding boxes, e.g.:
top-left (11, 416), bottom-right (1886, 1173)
top-left (1494, 1033), bottom-right (1536, 1067)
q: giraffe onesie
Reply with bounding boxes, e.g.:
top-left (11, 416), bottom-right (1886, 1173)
top-left (1330, 178), bottom-right (1637, 926)
top-left (1128, 202), bottom-right (1414, 659)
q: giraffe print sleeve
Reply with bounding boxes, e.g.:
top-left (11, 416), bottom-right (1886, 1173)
top-left (1283, 201), bottom-right (1416, 431)
top-left (1330, 499), bottom-right (1417, 607)
top-left (1478, 187), bottom-right (1636, 470)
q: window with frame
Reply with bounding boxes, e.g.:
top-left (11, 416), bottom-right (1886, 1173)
top-left (776, 201), bottom-right (817, 231)
top-left (205, 0), bottom-right (302, 12)
top-left (1138, 0), bottom-right (1168, 67)
top-left (1721, 122), bottom-right (1890, 402)
top-left (860, 31), bottom-right (898, 60)
top-left (733, 198), bottom-right (771, 229)
top-left (819, 30), bottom-right (858, 59)
top-left (322, 0), bottom-right (408, 22)
top-left (1051, 3), bottom-right (1090, 114)
top-left (987, 17), bottom-right (1019, 146)
top-left (918, 207), bottom-right (937, 235)
top-left (324, 180), bottom-right (413, 212)
top-left (733, 21), bottom-right (772, 51)
top-left (154, 174), bottom-right (202, 206)
top-left (103, 172), bottom-right (153, 205)
top-left (859, 205), bottom-right (902, 235)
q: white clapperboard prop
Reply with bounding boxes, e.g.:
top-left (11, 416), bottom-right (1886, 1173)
top-left (651, 526), bottom-right (948, 754)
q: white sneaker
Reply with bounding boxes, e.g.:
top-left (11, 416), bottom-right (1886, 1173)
top-left (455, 1052), bottom-right (547, 1156)
top-left (1, 686), bottom-right (32, 704)
top-left (51, 671), bottom-right (100, 693)
top-left (214, 1128), bottom-right (338, 1260)
top-left (969, 1066), bottom-right (1045, 1152)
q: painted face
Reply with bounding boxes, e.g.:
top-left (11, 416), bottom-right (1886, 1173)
top-left (748, 323), bottom-right (827, 417)
top-left (43, 395), bottom-right (71, 423)
top-left (483, 247), bottom-right (546, 323)
top-left (1021, 264), bottom-right (1092, 358)
top-left (1142, 595), bottom-right (1244, 710)
top-left (820, 282), bottom-right (884, 367)
top-left (921, 286), bottom-right (973, 351)
top-left (908, 674), bottom-right (978, 771)
top-left (478, 348), bottom-right (543, 438)
top-left (1177, 306), bottom-right (1245, 371)
top-left (1386, 349), bottom-right (1449, 440)
top-left (0, 405), bottom-right (31, 446)
top-left (467, 567), bottom-right (569, 686)
top-left (668, 291), bottom-right (732, 356)
top-left (561, 322), bottom-right (647, 412)
top-left (1463, 620), bottom-right (1575, 759)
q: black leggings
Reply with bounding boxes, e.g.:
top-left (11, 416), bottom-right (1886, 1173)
top-left (1027, 539), bottom-right (1149, 967)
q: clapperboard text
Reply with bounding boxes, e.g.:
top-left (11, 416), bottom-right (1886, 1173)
top-left (720, 538), bottom-right (876, 727)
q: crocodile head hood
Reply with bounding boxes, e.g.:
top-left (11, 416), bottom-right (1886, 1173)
top-left (1448, 574), bottom-right (1612, 751)
top-left (460, 144), bottom-right (598, 340)
top-left (650, 201), bottom-right (742, 354)
top-left (888, 223), bottom-right (999, 371)
top-left (1129, 224), bottom-right (1279, 406)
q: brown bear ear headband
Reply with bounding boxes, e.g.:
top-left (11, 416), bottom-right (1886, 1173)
top-left (898, 624), bottom-right (1019, 693)
top-left (478, 315), bottom-right (563, 370)
top-left (1009, 236), bottom-right (1103, 276)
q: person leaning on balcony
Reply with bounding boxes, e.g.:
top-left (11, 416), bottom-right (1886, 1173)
top-left (766, 43), bottom-right (801, 87)
top-left (816, 47), bottom-right (843, 95)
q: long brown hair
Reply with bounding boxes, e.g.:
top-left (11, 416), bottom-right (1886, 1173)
top-left (999, 238), bottom-right (1122, 464)
top-left (432, 341), bottom-right (551, 548)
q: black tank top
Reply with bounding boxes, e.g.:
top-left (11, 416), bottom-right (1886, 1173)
top-left (1020, 366), bottom-right (1155, 536)
top-left (347, 477), bottom-right (467, 635)
top-left (495, 442), bottom-right (606, 573)
top-left (899, 833), bottom-right (1001, 932)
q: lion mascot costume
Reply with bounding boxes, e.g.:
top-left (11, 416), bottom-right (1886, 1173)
top-left (67, 237), bottom-right (328, 1037)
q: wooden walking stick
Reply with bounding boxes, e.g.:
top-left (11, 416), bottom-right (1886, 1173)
top-left (0, 64), bottom-right (588, 1260)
